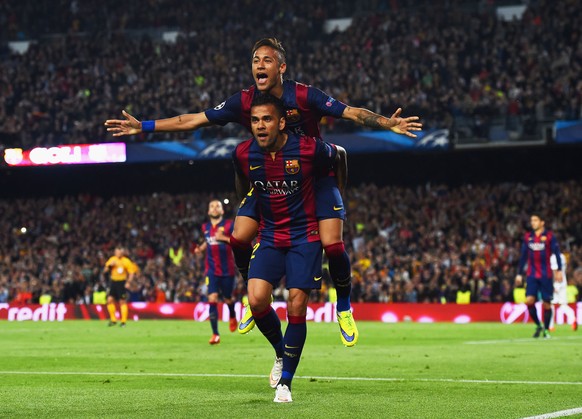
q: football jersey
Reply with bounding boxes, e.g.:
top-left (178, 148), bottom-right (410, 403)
top-left (104, 256), bottom-right (137, 281)
top-left (551, 253), bottom-right (567, 305)
top-left (518, 229), bottom-right (561, 279)
top-left (205, 80), bottom-right (347, 138)
top-left (232, 133), bottom-right (336, 248)
top-left (201, 219), bottom-right (235, 277)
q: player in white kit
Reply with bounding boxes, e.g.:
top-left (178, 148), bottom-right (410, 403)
top-left (549, 253), bottom-right (577, 331)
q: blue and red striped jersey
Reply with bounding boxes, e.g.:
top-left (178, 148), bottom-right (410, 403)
top-left (201, 219), bottom-right (235, 277)
top-left (518, 229), bottom-right (562, 279)
top-left (205, 80), bottom-right (347, 138)
top-left (232, 133), bottom-right (337, 248)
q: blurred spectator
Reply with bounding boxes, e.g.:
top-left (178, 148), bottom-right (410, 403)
top-left (0, 180), bottom-right (581, 304)
top-left (0, 0), bottom-right (580, 149)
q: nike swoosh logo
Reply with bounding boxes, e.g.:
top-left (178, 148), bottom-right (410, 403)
top-left (314, 276), bottom-right (322, 281)
top-left (340, 327), bottom-right (355, 342)
top-left (285, 344), bottom-right (300, 349)
top-left (250, 165), bottom-right (262, 170)
top-left (333, 206), bottom-right (343, 211)
top-left (238, 317), bottom-right (254, 330)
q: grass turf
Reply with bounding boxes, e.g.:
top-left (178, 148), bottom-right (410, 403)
top-left (1, 320), bottom-right (581, 418)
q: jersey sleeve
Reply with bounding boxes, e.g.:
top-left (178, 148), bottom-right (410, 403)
top-left (517, 235), bottom-right (528, 275)
top-left (204, 91), bottom-right (243, 126)
top-left (313, 139), bottom-right (337, 169)
top-left (550, 234), bottom-right (562, 270)
top-left (550, 254), bottom-right (558, 271)
top-left (225, 220), bottom-right (234, 236)
top-left (307, 86), bottom-right (347, 118)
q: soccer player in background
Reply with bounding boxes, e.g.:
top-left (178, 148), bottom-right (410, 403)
top-left (515, 213), bottom-right (563, 338)
top-left (103, 246), bottom-right (137, 327)
top-left (195, 199), bottom-right (238, 344)
top-left (232, 93), bottom-right (337, 402)
top-left (549, 251), bottom-right (577, 331)
top-left (105, 38), bottom-right (422, 346)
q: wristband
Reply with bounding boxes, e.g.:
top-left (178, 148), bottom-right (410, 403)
top-left (141, 120), bottom-right (155, 132)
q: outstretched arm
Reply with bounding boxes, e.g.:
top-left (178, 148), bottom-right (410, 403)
top-left (104, 110), bottom-right (213, 137)
top-left (341, 106), bottom-right (422, 138)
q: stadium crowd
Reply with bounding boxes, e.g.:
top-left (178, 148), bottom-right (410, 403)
top-left (1, 180), bottom-right (581, 305)
top-left (0, 0), bottom-right (581, 149)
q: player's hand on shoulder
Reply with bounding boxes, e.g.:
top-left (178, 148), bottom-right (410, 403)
top-left (104, 110), bottom-right (142, 136)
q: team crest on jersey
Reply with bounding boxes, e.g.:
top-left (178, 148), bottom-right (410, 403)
top-left (286, 109), bottom-right (301, 123)
top-left (285, 159), bottom-right (300, 174)
top-left (541, 236), bottom-right (547, 241)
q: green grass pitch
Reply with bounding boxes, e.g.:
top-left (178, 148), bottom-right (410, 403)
top-left (1, 320), bottom-right (581, 418)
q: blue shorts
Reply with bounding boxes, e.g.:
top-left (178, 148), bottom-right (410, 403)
top-left (236, 188), bottom-right (260, 220)
top-left (314, 176), bottom-right (345, 220)
top-left (248, 241), bottom-right (323, 290)
top-left (206, 274), bottom-right (235, 298)
top-left (526, 276), bottom-right (554, 302)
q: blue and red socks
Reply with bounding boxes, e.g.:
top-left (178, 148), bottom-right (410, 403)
top-left (253, 306), bottom-right (284, 357)
top-left (209, 302), bottom-right (219, 335)
top-left (527, 303), bottom-right (541, 328)
top-left (324, 242), bottom-right (352, 312)
top-left (279, 315), bottom-right (307, 390)
top-left (230, 236), bottom-right (253, 282)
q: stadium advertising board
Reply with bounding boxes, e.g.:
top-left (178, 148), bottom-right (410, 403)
top-left (554, 120), bottom-right (582, 144)
top-left (3, 143), bottom-right (127, 166)
top-left (1, 302), bottom-right (579, 325)
top-left (2, 129), bottom-right (447, 167)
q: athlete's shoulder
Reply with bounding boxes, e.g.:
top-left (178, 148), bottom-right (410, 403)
top-left (234, 137), bottom-right (254, 154)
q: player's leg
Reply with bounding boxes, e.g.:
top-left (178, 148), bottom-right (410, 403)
top-left (540, 278), bottom-right (554, 338)
top-left (119, 297), bottom-right (128, 327)
top-left (315, 176), bottom-right (358, 346)
top-left (231, 191), bottom-right (260, 282)
top-left (231, 192), bottom-right (261, 333)
top-left (273, 242), bottom-right (322, 403)
top-left (106, 295), bottom-right (117, 325)
top-left (106, 283), bottom-right (120, 326)
top-left (219, 275), bottom-right (237, 332)
top-left (207, 275), bottom-right (221, 344)
top-left (248, 242), bottom-right (285, 382)
top-left (525, 277), bottom-right (542, 337)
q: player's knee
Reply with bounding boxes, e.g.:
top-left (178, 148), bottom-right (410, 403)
top-left (324, 242), bottom-right (345, 259)
top-left (208, 293), bottom-right (218, 303)
top-left (318, 219), bottom-right (343, 246)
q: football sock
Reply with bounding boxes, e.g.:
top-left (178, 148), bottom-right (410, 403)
top-left (107, 303), bottom-right (117, 322)
top-left (253, 306), bottom-right (283, 358)
top-left (120, 303), bottom-right (128, 323)
top-left (324, 242), bottom-right (352, 312)
top-left (543, 306), bottom-right (552, 330)
top-left (209, 302), bottom-right (219, 335)
top-left (230, 236), bottom-right (252, 282)
top-left (527, 304), bottom-right (541, 327)
top-left (227, 302), bottom-right (236, 319)
top-left (280, 315), bottom-right (307, 390)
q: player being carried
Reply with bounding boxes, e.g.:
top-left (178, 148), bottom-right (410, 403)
top-left (105, 38), bottom-right (422, 346)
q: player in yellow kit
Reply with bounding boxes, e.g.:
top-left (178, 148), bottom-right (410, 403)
top-left (103, 246), bottom-right (137, 327)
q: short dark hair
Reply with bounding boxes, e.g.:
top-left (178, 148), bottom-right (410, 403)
top-left (530, 212), bottom-right (545, 221)
top-left (251, 38), bottom-right (286, 64)
top-left (251, 93), bottom-right (285, 119)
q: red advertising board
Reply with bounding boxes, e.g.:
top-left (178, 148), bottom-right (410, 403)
top-left (1, 302), bottom-right (579, 325)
